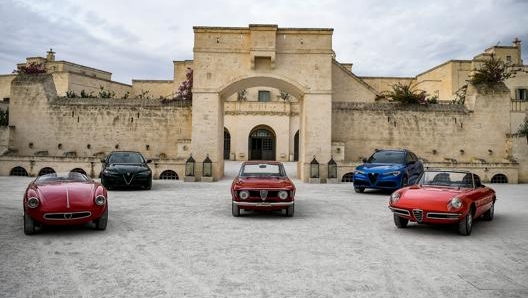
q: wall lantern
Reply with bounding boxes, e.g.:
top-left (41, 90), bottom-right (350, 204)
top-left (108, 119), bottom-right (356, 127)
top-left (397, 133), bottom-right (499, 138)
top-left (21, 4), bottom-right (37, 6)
top-left (310, 156), bottom-right (320, 179)
top-left (203, 154), bottom-right (212, 177)
top-left (328, 157), bottom-right (337, 179)
top-left (185, 154), bottom-right (195, 177)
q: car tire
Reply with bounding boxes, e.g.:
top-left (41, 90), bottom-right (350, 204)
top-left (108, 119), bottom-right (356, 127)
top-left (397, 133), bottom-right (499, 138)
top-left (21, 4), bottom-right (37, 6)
top-left (94, 208), bottom-right (108, 230)
top-left (232, 202), bottom-right (240, 217)
top-left (482, 202), bottom-right (495, 221)
top-left (458, 211), bottom-right (473, 236)
top-left (354, 187), bottom-right (365, 193)
top-left (285, 204), bottom-right (294, 217)
top-left (145, 181), bottom-right (152, 190)
top-left (393, 214), bottom-right (408, 228)
top-left (23, 212), bottom-right (36, 235)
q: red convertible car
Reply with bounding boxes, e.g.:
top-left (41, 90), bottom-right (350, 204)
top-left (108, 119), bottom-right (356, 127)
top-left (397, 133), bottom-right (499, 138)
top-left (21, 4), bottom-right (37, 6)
top-left (23, 172), bottom-right (108, 235)
top-left (388, 169), bottom-right (496, 235)
top-left (231, 161), bottom-right (296, 217)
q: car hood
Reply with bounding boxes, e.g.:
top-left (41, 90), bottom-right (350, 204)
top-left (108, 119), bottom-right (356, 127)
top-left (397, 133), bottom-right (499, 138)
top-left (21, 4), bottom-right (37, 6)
top-left (232, 177), bottom-right (294, 189)
top-left (35, 182), bottom-right (96, 207)
top-left (105, 163), bottom-right (150, 173)
top-left (396, 185), bottom-right (469, 210)
top-left (357, 163), bottom-right (404, 173)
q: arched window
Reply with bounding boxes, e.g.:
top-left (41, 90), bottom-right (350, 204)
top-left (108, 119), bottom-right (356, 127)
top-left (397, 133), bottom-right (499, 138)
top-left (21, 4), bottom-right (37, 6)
top-left (160, 170), bottom-right (179, 180)
top-left (38, 167), bottom-right (56, 176)
top-left (342, 172), bottom-right (354, 182)
top-left (10, 166), bottom-right (29, 176)
top-left (490, 174), bottom-right (508, 184)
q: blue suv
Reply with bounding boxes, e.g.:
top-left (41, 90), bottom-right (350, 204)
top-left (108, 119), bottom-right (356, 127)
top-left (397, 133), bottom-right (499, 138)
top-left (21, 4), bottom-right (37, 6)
top-left (353, 149), bottom-right (423, 193)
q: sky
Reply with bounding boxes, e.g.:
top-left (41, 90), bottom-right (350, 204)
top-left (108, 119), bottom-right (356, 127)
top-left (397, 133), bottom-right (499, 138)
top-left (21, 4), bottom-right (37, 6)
top-left (1, 0), bottom-right (527, 84)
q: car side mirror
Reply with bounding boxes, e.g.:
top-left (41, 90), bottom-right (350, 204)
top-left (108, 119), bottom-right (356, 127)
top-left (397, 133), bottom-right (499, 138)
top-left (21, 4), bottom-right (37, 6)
top-left (362, 158), bottom-right (368, 163)
top-left (146, 159), bottom-right (152, 163)
top-left (408, 160), bottom-right (415, 165)
top-left (100, 159), bottom-right (106, 163)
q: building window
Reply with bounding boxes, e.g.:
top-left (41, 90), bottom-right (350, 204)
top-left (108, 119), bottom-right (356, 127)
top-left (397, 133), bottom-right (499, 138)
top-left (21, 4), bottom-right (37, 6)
top-left (516, 88), bottom-right (527, 100)
top-left (506, 55), bottom-right (512, 62)
top-left (258, 90), bottom-right (271, 102)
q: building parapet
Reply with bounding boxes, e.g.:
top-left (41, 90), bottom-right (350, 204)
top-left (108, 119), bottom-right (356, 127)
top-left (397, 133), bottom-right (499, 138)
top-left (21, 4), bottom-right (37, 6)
top-left (332, 101), bottom-right (468, 113)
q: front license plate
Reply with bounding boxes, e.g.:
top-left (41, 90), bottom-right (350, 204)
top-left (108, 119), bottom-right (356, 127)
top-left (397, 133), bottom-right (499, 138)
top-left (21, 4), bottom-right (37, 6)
top-left (256, 202), bottom-right (271, 207)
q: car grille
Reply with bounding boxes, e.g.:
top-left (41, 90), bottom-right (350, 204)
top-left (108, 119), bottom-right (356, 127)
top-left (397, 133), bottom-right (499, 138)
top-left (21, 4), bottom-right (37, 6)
top-left (44, 211), bottom-right (92, 220)
top-left (426, 212), bottom-right (460, 220)
top-left (413, 209), bottom-right (423, 223)
top-left (247, 190), bottom-right (281, 200)
top-left (368, 173), bottom-right (378, 184)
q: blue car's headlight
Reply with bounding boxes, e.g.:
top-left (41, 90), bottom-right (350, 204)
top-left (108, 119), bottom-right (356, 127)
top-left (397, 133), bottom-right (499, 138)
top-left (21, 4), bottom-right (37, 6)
top-left (354, 170), bottom-right (366, 175)
top-left (384, 171), bottom-right (401, 177)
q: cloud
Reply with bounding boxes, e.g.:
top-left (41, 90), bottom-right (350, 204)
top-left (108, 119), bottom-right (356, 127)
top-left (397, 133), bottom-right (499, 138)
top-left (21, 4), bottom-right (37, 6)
top-left (1, 0), bottom-right (527, 83)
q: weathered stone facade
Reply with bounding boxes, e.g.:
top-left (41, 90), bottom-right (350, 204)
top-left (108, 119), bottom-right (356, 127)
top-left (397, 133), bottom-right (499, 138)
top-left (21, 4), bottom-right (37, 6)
top-left (0, 24), bottom-right (527, 182)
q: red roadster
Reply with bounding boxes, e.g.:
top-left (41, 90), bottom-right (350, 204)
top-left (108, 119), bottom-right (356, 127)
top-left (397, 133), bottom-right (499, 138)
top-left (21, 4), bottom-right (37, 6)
top-left (23, 172), bottom-right (108, 235)
top-left (388, 169), bottom-right (496, 235)
top-left (231, 161), bottom-right (296, 217)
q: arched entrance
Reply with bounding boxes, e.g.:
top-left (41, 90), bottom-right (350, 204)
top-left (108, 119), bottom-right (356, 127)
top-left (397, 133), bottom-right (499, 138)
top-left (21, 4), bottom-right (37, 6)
top-left (224, 128), bottom-right (231, 160)
top-left (248, 126), bottom-right (276, 160)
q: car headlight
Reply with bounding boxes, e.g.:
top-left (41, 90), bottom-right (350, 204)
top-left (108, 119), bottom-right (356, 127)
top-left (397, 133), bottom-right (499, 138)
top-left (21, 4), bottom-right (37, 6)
top-left (239, 190), bottom-right (249, 200)
top-left (95, 195), bottom-right (106, 206)
top-left (103, 169), bottom-right (118, 175)
top-left (27, 197), bottom-right (40, 208)
top-left (389, 192), bottom-right (400, 204)
top-left (448, 197), bottom-right (463, 210)
top-left (278, 191), bottom-right (289, 200)
top-left (137, 170), bottom-right (152, 176)
top-left (354, 170), bottom-right (366, 175)
top-left (384, 171), bottom-right (401, 176)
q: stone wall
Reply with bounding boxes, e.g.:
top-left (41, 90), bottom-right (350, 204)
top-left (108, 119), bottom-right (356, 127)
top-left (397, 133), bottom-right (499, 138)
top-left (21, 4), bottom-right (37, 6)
top-left (331, 82), bottom-right (526, 182)
top-left (8, 74), bottom-right (192, 160)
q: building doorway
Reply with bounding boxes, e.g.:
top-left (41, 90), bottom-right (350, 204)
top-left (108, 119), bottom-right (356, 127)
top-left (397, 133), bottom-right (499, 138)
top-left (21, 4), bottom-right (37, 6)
top-left (249, 126), bottom-right (276, 160)
top-left (224, 128), bottom-right (231, 160)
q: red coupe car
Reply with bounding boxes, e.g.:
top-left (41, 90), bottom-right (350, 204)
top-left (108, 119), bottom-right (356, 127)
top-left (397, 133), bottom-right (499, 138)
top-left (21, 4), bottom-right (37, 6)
top-left (388, 169), bottom-right (496, 235)
top-left (231, 161), bottom-right (296, 217)
top-left (23, 172), bottom-right (109, 235)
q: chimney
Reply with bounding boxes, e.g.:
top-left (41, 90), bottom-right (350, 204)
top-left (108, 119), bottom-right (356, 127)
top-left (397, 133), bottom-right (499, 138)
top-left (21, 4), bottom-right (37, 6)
top-left (46, 49), bottom-right (55, 61)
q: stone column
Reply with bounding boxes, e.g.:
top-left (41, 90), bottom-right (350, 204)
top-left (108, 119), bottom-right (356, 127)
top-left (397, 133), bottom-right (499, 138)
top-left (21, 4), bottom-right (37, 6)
top-left (190, 91), bottom-right (224, 181)
top-left (299, 92), bottom-right (332, 182)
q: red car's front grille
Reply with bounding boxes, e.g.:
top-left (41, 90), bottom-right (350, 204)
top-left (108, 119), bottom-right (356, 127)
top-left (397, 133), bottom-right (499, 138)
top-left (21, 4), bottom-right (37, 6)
top-left (44, 211), bottom-right (92, 220)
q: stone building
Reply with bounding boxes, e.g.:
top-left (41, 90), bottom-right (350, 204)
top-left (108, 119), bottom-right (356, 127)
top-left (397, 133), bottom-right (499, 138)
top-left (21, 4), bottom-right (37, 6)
top-left (0, 24), bottom-right (527, 182)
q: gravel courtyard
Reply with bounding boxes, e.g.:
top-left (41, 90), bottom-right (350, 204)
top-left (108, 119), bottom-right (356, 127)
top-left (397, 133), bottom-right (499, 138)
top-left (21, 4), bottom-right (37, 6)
top-left (1, 161), bottom-right (527, 298)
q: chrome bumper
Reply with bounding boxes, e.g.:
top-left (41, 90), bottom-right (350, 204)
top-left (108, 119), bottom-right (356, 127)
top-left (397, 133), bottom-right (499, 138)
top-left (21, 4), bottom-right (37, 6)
top-left (233, 201), bottom-right (294, 207)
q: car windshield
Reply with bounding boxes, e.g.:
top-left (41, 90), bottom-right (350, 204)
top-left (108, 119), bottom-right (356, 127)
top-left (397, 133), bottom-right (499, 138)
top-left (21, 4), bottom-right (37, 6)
top-left (35, 172), bottom-right (91, 184)
top-left (108, 152), bottom-right (144, 164)
top-left (367, 151), bottom-right (405, 164)
top-left (419, 171), bottom-right (473, 188)
top-left (240, 163), bottom-right (285, 177)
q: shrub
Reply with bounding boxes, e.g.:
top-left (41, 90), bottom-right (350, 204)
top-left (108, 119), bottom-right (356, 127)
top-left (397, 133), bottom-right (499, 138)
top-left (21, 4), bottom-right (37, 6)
top-left (14, 62), bottom-right (46, 75)
top-left (469, 54), bottom-right (512, 86)
top-left (380, 82), bottom-right (428, 105)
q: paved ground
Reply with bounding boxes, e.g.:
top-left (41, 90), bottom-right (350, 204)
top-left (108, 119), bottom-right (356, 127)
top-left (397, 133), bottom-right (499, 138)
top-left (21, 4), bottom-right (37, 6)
top-left (1, 161), bottom-right (527, 298)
